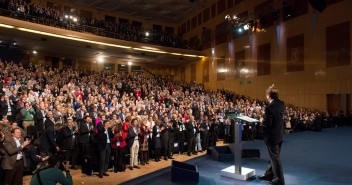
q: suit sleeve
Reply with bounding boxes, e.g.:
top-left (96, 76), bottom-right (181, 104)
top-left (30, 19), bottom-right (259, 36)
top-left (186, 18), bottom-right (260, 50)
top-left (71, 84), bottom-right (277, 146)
top-left (3, 140), bottom-right (23, 155)
top-left (263, 105), bottom-right (274, 127)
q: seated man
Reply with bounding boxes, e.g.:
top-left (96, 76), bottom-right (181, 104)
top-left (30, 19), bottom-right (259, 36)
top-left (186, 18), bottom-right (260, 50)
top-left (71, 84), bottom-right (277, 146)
top-left (30, 155), bottom-right (72, 185)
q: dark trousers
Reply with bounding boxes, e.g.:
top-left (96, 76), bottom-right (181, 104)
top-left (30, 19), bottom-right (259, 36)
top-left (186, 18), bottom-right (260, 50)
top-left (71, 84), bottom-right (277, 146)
top-left (113, 147), bottom-right (126, 172)
top-left (178, 140), bottom-right (185, 153)
top-left (187, 136), bottom-right (195, 154)
top-left (161, 138), bottom-right (169, 158)
top-left (140, 150), bottom-right (148, 165)
top-left (266, 142), bottom-right (285, 185)
top-left (79, 143), bottom-right (91, 165)
top-left (62, 149), bottom-right (79, 166)
top-left (99, 144), bottom-right (111, 174)
top-left (4, 159), bottom-right (24, 185)
top-left (155, 148), bottom-right (161, 161)
top-left (200, 132), bottom-right (209, 150)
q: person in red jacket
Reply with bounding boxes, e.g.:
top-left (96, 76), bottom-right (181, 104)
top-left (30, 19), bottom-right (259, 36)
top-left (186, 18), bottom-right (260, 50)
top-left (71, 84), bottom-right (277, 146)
top-left (112, 115), bottom-right (130, 172)
top-left (111, 120), bottom-right (127, 172)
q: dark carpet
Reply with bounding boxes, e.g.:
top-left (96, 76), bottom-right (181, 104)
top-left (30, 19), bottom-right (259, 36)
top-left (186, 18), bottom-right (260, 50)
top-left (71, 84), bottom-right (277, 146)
top-left (122, 127), bottom-right (352, 185)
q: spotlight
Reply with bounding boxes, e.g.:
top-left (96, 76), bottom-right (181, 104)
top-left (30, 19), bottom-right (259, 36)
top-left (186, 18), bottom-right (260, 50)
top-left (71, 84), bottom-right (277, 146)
top-left (225, 15), bottom-right (231, 20)
top-left (145, 31), bottom-right (150, 37)
top-left (65, 15), bottom-right (68, 19)
top-left (73, 18), bottom-right (78, 22)
top-left (32, 50), bottom-right (37, 54)
top-left (128, 61), bottom-right (132, 65)
top-left (238, 28), bottom-right (243, 33)
top-left (97, 56), bottom-right (104, 63)
top-left (243, 24), bottom-right (250, 30)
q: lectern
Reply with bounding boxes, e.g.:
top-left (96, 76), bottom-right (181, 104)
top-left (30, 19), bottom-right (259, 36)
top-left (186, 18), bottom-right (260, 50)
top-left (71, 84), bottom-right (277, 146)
top-left (220, 115), bottom-right (258, 180)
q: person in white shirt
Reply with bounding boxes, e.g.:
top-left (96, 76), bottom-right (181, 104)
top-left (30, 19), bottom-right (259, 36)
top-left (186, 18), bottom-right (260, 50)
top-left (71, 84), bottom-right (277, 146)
top-left (1, 128), bottom-right (30, 185)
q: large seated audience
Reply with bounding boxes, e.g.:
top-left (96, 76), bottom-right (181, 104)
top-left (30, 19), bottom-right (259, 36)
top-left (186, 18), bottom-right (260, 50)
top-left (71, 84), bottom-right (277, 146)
top-left (0, 0), bottom-right (191, 49)
top-left (0, 58), bottom-right (351, 184)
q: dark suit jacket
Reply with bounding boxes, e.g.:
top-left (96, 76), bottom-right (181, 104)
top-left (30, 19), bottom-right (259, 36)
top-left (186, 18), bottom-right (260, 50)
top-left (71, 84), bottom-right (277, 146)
top-left (0, 99), bottom-right (8, 116)
top-left (44, 118), bottom-right (55, 131)
top-left (39, 127), bottom-right (58, 154)
top-left (185, 121), bottom-right (196, 139)
top-left (24, 144), bottom-right (41, 172)
top-left (35, 109), bottom-right (45, 134)
top-left (1, 137), bottom-right (27, 170)
top-left (263, 99), bottom-right (286, 145)
top-left (59, 126), bottom-right (78, 150)
top-left (97, 125), bottom-right (113, 151)
top-left (126, 126), bottom-right (138, 149)
top-left (79, 120), bottom-right (95, 144)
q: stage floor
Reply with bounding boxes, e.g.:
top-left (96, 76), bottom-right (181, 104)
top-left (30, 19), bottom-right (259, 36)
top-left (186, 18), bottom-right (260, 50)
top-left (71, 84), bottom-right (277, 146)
top-left (121, 126), bottom-right (352, 185)
top-left (23, 142), bottom-right (225, 185)
top-left (23, 127), bottom-right (352, 185)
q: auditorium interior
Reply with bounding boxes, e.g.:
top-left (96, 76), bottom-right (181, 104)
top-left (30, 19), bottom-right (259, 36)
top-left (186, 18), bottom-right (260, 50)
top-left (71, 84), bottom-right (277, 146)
top-left (0, 0), bottom-right (351, 185)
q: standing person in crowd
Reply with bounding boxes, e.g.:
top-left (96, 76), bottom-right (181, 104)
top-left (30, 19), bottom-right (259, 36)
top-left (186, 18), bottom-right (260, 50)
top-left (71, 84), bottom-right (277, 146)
top-left (200, 116), bottom-right (210, 152)
top-left (127, 118), bottom-right (140, 170)
top-left (111, 120), bottom-right (127, 172)
top-left (1, 95), bottom-right (14, 122)
top-left (209, 116), bottom-right (219, 147)
top-left (35, 102), bottom-right (46, 137)
top-left (177, 115), bottom-right (186, 154)
top-left (152, 119), bottom-right (162, 162)
top-left (139, 119), bottom-right (150, 165)
top-left (1, 128), bottom-right (30, 185)
top-left (21, 102), bottom-right (36, 135)
top-left (195, 120), bottom-right (202, 153)
top-left (79, 115), bottom-right (94, 165)
top-left (160, 116), bottom-right (170, 160)
top-left (258, 85), bottom-right (286, 185)
top-left (59, 117), bottom-right (79, 169)
top-left (97, 120), bottom-right (112, 178)
top-left (185, 116), bottom-right (196, 156)
top-left (39, 123), bottom-right (61, 158)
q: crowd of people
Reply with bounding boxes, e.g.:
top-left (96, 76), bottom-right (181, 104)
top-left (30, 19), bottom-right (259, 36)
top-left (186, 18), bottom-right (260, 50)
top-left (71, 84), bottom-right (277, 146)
top-left (0, 58), bottom-right (352, 184)
top-left (0, 0), bottom-right (190, 49)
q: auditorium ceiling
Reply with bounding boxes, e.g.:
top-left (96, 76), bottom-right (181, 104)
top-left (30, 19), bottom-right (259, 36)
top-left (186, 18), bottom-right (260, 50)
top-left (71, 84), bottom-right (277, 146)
top-left (70, 0), bottom-right (213, 22)
top-left (0, 21), bottom-right (203, 65)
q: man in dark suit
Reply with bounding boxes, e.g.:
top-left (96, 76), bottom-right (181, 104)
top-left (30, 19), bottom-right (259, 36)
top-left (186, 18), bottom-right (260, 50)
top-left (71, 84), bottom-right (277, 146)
top-left (79, 115), bottom-right (95, 159)
top-left (258, 85), bottom-right (285, 185)
top-left (97, 120), bottom-right (112, 178)
top-left (44, 111), bottom-right (55, 131)
top-left (1, 128), bottom-right (30, 185)
top-left (39, 123), bottom-right (61, 157)
top-left (160, 116), bottom-right (170, 160)
top-left (35, 102), bottom-right (46, 136)
top-left (185, 116), bottom-right (196, 156)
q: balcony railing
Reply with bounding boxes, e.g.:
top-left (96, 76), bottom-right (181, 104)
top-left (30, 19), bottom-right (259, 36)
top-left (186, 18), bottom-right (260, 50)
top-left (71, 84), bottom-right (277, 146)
top-left (0, 8), bottom-right (191, 50)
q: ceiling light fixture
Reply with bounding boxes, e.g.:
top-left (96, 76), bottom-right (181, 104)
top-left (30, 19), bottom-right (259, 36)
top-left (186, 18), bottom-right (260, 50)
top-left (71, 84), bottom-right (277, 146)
top-left (97, 56), bottom-right (104, 63)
